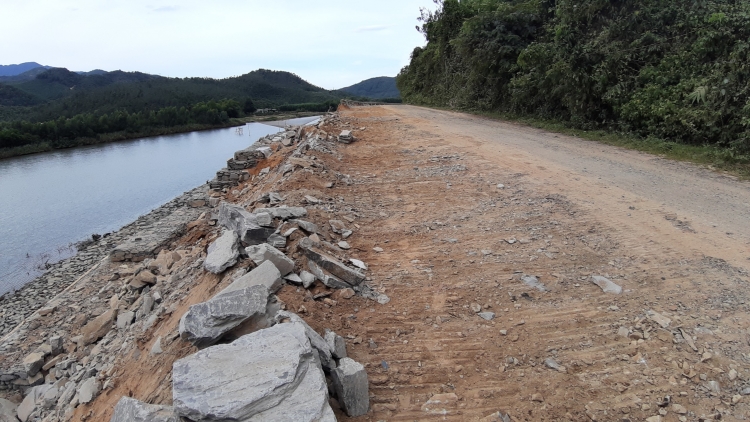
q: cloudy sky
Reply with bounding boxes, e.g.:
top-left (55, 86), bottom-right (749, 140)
top-left (1, 0), bottom-right (433, 89)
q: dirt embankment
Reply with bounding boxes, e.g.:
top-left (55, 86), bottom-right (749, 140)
top-left (3, 104), bottom-right (750, 422)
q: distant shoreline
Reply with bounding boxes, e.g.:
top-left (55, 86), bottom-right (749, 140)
top-left (0, 111), bottom-right (321, 160)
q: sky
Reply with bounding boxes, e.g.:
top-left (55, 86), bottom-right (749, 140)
top-left (1, 0), bottom-right (434, 89)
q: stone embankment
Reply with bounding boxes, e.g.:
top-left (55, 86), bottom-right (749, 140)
top-left (0, 113), bottom-right (376, 421)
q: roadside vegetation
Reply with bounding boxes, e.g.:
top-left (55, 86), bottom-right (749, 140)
top-left (397, 0), bottom-right (750, 176)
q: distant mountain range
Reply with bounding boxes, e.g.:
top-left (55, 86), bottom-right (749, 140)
top-left (340, 77), bottom-right (400, 99)
top-left (0, 62), bottom-right (50, 77)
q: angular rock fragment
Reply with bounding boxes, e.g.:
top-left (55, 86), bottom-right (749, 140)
top-left (218, 203), bottom-right (276, 245)
top-left (254, 207), bottom-right (307, 220)
top-left (0, 398), bottom-right (17, 422)
top-left (179, 285), bottom-right (270, 348)
top-left (300, 239), bottom-right (365, 285)
top-left (116, 311), bottom-right (135, 330)
top-left (78, 377), bottom-right (100, 404)
top-left (224, 260), bottom-right (283, 295)
top-left (325, 330), bottom-right (347, 359)
top-left (22, 353), bottom-right (44, 377)
top-left (293, 219), bottom-right (318, 234)
top-left (17, 385), bottom-right (50, 422)
top-left (478, 312), bottom-right (495, 321)
top-left (299, 271), bottom-right (316, 289)
top-left (246, 243), bottom-right (295, 276)
top-left (254, 212), bottom-right (274, 228)
top-left (203, 230), bottom-right (240, 274)
top-left (590, 275), bottom-right (622, 294)
top-left (308, 261), bottom-right (352, 290)
top-left (275, 311), bottom-right (335, 371)
top-left (267, 233), bottom-right (287, 248)
top-left (173, 323), bottom-right (333, 422)
top-left (284, 273), bottom-right (303, 284)
top-left (80, 308), bottom-right (117, 346)
top-left (331, 357), bottom-right (369, 417)
top-left (521, 275), bottom-right (547, 292)
top-left (111, 397), bottom-right (180, 422)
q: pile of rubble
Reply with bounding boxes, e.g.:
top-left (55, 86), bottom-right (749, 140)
top-left (1, 113), bottom-right (374, 422)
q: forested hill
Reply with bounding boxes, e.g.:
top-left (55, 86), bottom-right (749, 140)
top-left (341, 77), bottom-right (400, 99)
top-left (397, 0), bottom-right (750, 153)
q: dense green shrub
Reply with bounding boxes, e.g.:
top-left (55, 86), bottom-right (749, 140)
top-left (397, 0), bottom-right (750, 153)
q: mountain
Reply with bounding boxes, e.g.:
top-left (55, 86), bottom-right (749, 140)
top-left (0, 62), bottom-right (49, 77)
top-left (340, 77), bottom-right (400, 99)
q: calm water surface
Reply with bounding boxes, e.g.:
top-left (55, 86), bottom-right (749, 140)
top-left (0, 117), bottom-right (318, 295)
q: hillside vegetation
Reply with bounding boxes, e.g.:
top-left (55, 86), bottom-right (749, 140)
top-left (397, 0), bottom-right (750, 156)
top-left (341, 77), bottom-right (401, 99)
top-left (0, 68), bottom-right (345, 154)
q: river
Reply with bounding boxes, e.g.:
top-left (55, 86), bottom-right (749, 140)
top-left (0, 117), bottom-right (318, 295)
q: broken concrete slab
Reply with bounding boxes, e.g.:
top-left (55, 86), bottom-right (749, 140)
top-left (245, 243), bottom-right (295, 276)
top-left (300, 239), bottom-right (365, 285)
top-left (111, 397), bottom-right (180, 422)
top-left (331, 357), bottom-right (369, 417)
top-left (590, 275), bottom-right (622, 294)
top-left (217, 202), bottom-right (276, 246)
top-left (179, 284), bottom-right (270, 348)
top-left (173, 323), bottom-right (326, 421)
top-left (223, 260), bottom-right (283, 295)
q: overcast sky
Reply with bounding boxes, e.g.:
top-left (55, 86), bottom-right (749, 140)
top-left (1, 0), bottom-right (433, 89)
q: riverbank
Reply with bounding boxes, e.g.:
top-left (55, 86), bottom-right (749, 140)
top-left (0, 112), bottom-right (321, 160)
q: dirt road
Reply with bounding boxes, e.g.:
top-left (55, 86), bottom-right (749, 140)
top-left (318, 105), bottom-right (750, 421)
top-left (19, 104), bottom-right (750, 421)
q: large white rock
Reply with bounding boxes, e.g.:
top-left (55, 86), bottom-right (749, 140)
top-left (111, 397), bottom-right (180, 422)
top-left (332, 358), bottom-right (369, 417)
top-left (179, 284), bottom-right (270, 348)
top-left (275, 311), bottom-right (334, 371)
top-left (222, 260), bottom-right (283, 295)
top-left (0, 398), bottom-right (18, 422)
top-left (245, 243), bottom-right (295, 276)
top-left (173, 323), bottom-right (332, 421)
top-left (204, 230), bottom-right (240, 274)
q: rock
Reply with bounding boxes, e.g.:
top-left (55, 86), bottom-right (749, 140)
top-left (254, 207), bottom-right (308, 220)
top-left (373, 247), bottom-right (384, 253)
top-left (338, 288), bottom-right (355, 299)
top-left (672, 404), bottom-right (687, 414)
top-left (308, 261), bottom-right (352, 290)
top-left (300, 239), bottom-right (365, 285)
top-left (480, 411), bottom-right (511, 422)
top-left (349, 259), bottom-right (367, 270)
top-left (254, 212), bottom-right (274, 228)
top-left (329, 220), bottom-right (347, 234)
top-left (116, 311), bottom-right (135, 329)
top-left (304, 195), bottom-right (320, 204)
top-left (0, 398), bottom-right (17, 422)
top-left (267, 233), bottom-right (287, 248)
top-left (325, 330), bottom-right (347, 359)
top-left (299, 271), bottom-right (316, 289)
top-left (331, 358), bottom-right (369, 417)
top-left (179, 284), bottom-right (270, 348)
top-left (141, 293), bottom-right (155, 314)
top-left (342, 230), bottom-right (353, 239)
top-left (478, 312), bottom-right (495, 321)
top-left (173, 323), bottom-right (332, 421)
top-left (129, 270), bottom-right (157, 289)
top-left (496, 184), bottom-right (505, 189)
top-left (78, 377), bottom-right (100, 404)
top-left (80, 308), bottom-right (117, 346)
top-left (293, 220), bottom-right (318, 234)
top-left (150, 337), bottom-right (163, 355)
top-left (421, 393), bottom-right (458, 414)
top-left (729, 368), bottom-right (738, 381)
top-left (218, 203), bottom-right (276, 245)
top-left (225, 260), bottom-right (283, 294)
top-left (645, 417), bottom-right (662, 422)
top-left (544, 358), bottom-right (567, 373)
top-left (470, 303), bottom-right (482, 313)
top-left (111, 397), bottom-right (180, 422)
top-left (706, 380), bottom-right (721, 394)
top-left (204, 230), bottom-right (240, 274)
top-left (284, 273), bottom-right (303, 284)
top-left (22, 353), bottom-right (44, 377)
top-left (275, 311), bottom-right (334, 371)
top-left (245, 243), bottom-right (295, 276)
top-left (17, 385), bottom-right (50, 422)
top-left (38, 306), bottom-right (55, 316)
top-left (338, 241), bottom-right (351, 250)
top-left (590, 275), bottom-right (622, 294)
top-left (521, 275), bottom-right (547, 292)
top-left (49, 335), bottom-right (63, 356)
top-left (531, 393), bottom-right (544, 402)
top-left (647, 310), bottom-right (672, 329)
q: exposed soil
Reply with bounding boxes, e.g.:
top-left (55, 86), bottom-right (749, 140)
top-left (6, 104), bottom-right (750, 422)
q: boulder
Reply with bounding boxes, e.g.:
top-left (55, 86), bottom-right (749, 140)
top-left (111, 397), bottom-right (180, 422)
top-left (179, 285), bottom-right (270, 348)
top-left (331, 358), bottom-right (369, 417)
top-left (0, 398), bottom-right (18, 422)
top-left (275, 312), bottom-right (334, 371)
top-left (300, 239), bottom-right (365, 285)
top-left (253, 207), bottom-right (307, 220)
top-left (173, 323), bottom-right (333, 422)
top-left (22, 353), bottom-right (44, 377)
top-left (203, 230), bottom-right (240, 274)
top-left (17, 384), bottom-right (50, 422)
top-left (223, 260), bottom-right (283, 295)
top-left (293, 220), bottom-right (318, 234)
top-left (218, 203), bottom-right (276, 245)
top-left (246, 244), bottom-right (295, 276)
top-left (78, 377), bottom-right (100, 404)
top-left (325, 330), bottom-right (347, 359)
top-left (80, 308), bottom-right (117, 346)
top-left (116, 311), bottom-right (135, 329)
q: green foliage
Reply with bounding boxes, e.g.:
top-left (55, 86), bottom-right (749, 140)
top-left (397, 0), bottom-right (750, 155)
top-left (278, 100), bottom-right (340, 112)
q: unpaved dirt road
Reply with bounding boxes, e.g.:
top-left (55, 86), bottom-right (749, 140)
top-left (25, 104), bottom-right (750, 421)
